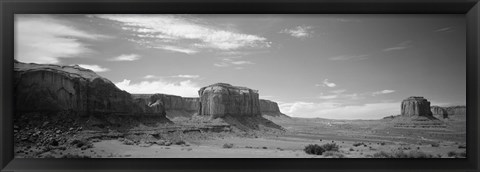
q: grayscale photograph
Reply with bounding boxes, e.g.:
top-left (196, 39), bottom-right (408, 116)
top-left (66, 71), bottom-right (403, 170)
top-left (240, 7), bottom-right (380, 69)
top-left (13, 14), bottom-right (466, 158)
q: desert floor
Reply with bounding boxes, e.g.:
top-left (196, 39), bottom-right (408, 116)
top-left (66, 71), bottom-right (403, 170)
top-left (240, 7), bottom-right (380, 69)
top-left (16, 115), bottom-right (466, 158)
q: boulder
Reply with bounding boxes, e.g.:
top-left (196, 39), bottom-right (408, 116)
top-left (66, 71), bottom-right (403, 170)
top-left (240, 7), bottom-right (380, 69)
top-left (14, 61), bottom-right (165, 117)
top-left (198, 83), bottom-right (261, 118)
top-left (431, 106), bottom-right (448, 119)
top-left (401, 96), bottom-right (433, 117)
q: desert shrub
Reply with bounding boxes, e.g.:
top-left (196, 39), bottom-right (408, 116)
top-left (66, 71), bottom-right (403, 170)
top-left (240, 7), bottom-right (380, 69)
top-left (431, 143), bottom-right (440, 147)
top-left (373, 150), bottom-right (434, 158)
top-left (349, 148), bottom-right (355, 151)
top-left (380, 142), bottom-right (386, 146)
top-left (322, 143), bottom-right (339, 152)
top-left (448, 151), bottom-right (467, 158)
top-left (407, 150), bottom-right (434, 158)
top-left (223, 143), bottom-right (234, 148)
top-left (122, 139), bottom-right (134, 145)
top-left (70, 139), bottom-right (92, 148)
top-left (323, 151), bottom-right (345, 158)
top-left (304, 143), bottom-right (340, 155)
top-left (175, 140), bottom-right (186, 145)
top-left (353, 143), bottom-right (363, 147)
top-left (447, 151), bottom-right (456, 157)
top-left (304, 144), bottom-right (326, 155)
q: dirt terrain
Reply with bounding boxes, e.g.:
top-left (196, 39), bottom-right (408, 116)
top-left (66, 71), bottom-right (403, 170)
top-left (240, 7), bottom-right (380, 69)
top-left (14, 112), bottom-right (466, 158)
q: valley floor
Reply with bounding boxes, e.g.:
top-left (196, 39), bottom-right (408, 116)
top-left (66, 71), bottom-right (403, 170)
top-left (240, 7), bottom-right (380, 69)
top-left (14, 114), bottom-right (467, 158)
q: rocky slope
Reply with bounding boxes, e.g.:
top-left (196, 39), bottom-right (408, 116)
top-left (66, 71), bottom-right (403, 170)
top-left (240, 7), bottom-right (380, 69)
top-left (198, 83), bottom-right (261, 118)
top-left (14, 61), bottom-right (167, 117)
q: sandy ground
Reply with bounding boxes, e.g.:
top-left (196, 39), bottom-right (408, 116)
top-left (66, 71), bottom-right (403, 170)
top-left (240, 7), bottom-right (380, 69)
top-left (15, 115), bottom-right (467, 158)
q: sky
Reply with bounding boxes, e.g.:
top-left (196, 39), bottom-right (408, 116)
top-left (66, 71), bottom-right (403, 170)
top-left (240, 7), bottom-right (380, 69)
top-left (14, 14), bottom-right (466, 119)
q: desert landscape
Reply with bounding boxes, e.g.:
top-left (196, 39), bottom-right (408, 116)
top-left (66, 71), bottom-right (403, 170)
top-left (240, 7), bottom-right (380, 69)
top-left (13, 61), bottom-right (466, 158)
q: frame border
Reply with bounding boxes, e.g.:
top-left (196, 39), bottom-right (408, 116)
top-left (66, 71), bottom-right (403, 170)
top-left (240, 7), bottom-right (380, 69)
top-left (1, 0), bottom-right (479, 172)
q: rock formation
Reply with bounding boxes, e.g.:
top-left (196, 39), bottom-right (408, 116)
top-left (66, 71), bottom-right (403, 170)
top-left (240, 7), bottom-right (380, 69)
top-left (445, 106), bottom-right (466, 116)
top-left (131, 94), bottom-right (199, 119)
top-left (259, 99), bottom-right (289, 118)
top-left (259, 99), bottom-right (280, 113)
top-left (198, 83), bottom-right (261, 118)
top-left (393, 96), bottom-right (447, 129)
top-left (14, 61), bottom-right (166, 117)
top-left (401, 96), bottom-right (433, 117)
top-left (431, 106), bottom-right (448, 119)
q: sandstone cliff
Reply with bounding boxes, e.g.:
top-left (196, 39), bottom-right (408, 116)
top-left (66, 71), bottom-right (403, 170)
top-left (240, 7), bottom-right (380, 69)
top-left (14, 61), bottom-right (166, 117)
top-left (131, 94), bottom-right (199, 119)
top-left (198, 83), bottom-right (261, 118)
top-left (445, 106), bottom-right (466, 116)
top-left (430, 105), bottom-right (466, 120)
top-left (431, 106), bottom-right (448, 119)
top-left (401, 96), bottom-right (433, 117)
top-left (259, 99), bottom-right (289, 118)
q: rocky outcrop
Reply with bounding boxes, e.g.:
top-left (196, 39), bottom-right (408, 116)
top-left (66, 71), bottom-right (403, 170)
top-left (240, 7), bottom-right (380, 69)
top-left (401, 96), bottom-right (433, 117)
top-left (445, 106), bottom-right (466, 116)
top-left (14, 61), bottom-right (165, 117)
top-left (259, 99), bottom-right (289, 118)
top-left (198, 83), bottom-right (261, 118)
top-left (431, 106), bottom-right (448, 119)
top-left (259, 99), bottom-right (280, 113)
top-left (131, 94), bottom-right (200, 119)
top-left (131, 94), bottom-right (199, 112)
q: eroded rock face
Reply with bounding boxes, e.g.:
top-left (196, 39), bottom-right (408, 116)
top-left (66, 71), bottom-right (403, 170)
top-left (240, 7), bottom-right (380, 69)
top-left (132, 94), bottom-right (199, 112)
top-left (445, 106), bottom-right (466, 116)
top-left (198, 83), bottom-right (261, 118)
top-left (259, 99), bottom-right (280, 113)
top-left (14, 61), bottom-right (164, 116)
top-left (431, 106), bottom-right (448, 119)
top-left (401, 96), bottom-right (433, 117)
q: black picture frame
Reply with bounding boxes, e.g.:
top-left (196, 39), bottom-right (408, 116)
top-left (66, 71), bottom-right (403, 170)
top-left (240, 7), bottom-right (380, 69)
top-left (1, 0), bottom-right (479, 172)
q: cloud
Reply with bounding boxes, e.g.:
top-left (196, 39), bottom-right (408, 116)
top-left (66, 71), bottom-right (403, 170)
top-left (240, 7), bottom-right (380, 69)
top-left (94, 14), bottom-right (270, 53)
top-left (213, 57), bottom-right (254, 68)
top-left (279, 101), bottom-right (399, 119)
top-left (383, 41), bottom-right (412, 52)
top-left (317, 79), bottom-right (336, 88)
top-left (280, 25), bottom-right (314, 38)
top-left (331, 89), bottom-right (347, 94)
top-left (434, 27), bottom-right (453, 32)
top-left (110, 54), bottom-right (141, 61)
top-left (143, 75), bottom-right (158, 79)
top-left (155, 45), bottom-right (199, 54)
top-left (230, 61), bottom-right (254, 65)
top-left (328, 55), bottom-right (368, 61)
top-left (171, 75), bottom-right (200, 79)
top-left (372, 90), bottom-right (395, 96)
top-left (318, 95), bottom-right (338, 100)
top-left (15, 15), bottom-right (105, 64)
top-left (115, 79), bottom-right (200, 97)
top-left (77, 64), bottom-right (110, 72)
